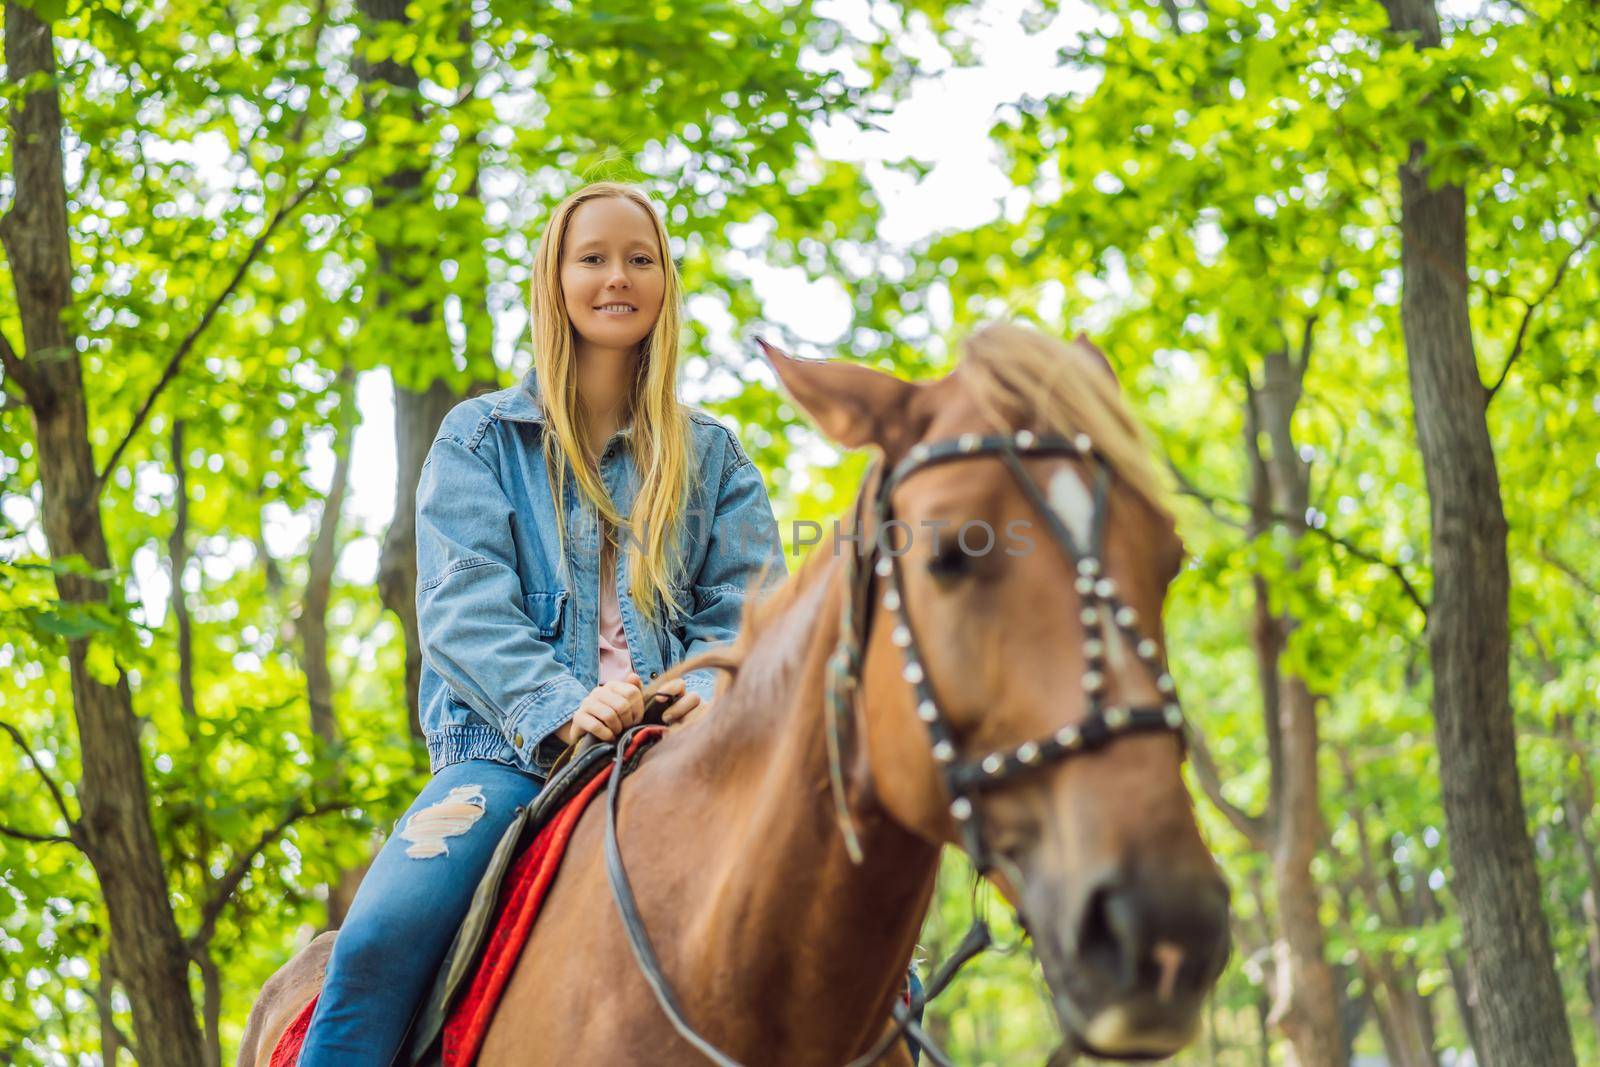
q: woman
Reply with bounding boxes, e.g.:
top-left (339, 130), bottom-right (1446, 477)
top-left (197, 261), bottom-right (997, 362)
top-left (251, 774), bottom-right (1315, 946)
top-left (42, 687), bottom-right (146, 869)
top-left (299, 181), bottom-right (786, 1064)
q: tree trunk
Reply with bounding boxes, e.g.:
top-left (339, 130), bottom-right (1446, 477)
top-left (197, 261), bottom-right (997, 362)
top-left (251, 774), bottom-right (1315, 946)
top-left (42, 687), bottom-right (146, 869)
top-left (169, 423), bottom-right (198, 726)
top-left (1555, 713), bottom-right (1600, 1044)
top-left (168, 421), bottom-right (223, 1067)
top-left (1580, 887), bottom-right (1600, 1044)
top-left (1247, 351), bottom-right (1344, 1067)
top-left (96, 952), bottom-right (126, 1065)
top-left (1338, 758), bottom-right (1439, 1067)
top-left (199, 951), bottom-right (223, 1067)
top-left (1266, 681), bottom-right (1342, 1067)
top-left (0, 6), bottom-right (204, 1062)
top-left (1368, 962), bottom-right (1437, 1067)
top-left (1383, 2), bottom-right (1578, 1064)
top-left (304, 366), bottom-right (354, 751)
top-left (301, 365), bottom-right (360, 923)
top-left (353, 0), bottom-right (472, 740)
top-left (1417, 876), bottom-right (1484, 1056)
top-left (379, 380), bottom-right (458, 739)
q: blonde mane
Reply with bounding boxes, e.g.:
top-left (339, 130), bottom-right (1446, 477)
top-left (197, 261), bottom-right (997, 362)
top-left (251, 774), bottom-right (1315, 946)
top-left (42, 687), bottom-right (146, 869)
top-left (959, 321), bottom-right (1175, 524)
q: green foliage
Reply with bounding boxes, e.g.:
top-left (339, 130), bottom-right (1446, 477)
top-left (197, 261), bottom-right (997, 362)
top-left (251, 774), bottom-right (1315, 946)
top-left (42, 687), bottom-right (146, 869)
top-left (4, 0), bottom-right (1598, 1063)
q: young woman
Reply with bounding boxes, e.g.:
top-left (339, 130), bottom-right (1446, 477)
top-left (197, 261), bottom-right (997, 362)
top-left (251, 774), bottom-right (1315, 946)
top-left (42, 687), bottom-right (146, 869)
top-left (299, 181), bottom-right (786, 1064)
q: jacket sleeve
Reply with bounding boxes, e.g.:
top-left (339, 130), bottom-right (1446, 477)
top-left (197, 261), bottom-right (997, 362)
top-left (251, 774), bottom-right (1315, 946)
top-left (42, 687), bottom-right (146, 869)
top-left (676, 439), bottom-right (789, 705)
top-left (415, 433), bottom-right (590, 774)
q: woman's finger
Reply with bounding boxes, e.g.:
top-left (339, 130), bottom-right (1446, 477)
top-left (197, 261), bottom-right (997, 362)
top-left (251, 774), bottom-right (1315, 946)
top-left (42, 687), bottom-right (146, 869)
top-left (661, 692), bottom-right (703, 724)
top-left (592, 689), bottom-right (630, 715)
top-left (606, 681), bottom-right (646, 719)
top-left (619, 682), bottom-right (646, 724)
top-left (576, 710), bottom-right (615, 743)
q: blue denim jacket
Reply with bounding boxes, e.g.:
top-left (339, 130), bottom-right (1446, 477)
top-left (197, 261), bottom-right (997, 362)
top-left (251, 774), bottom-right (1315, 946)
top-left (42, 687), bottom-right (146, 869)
top-left (415, 368), bottom-right (787, 776)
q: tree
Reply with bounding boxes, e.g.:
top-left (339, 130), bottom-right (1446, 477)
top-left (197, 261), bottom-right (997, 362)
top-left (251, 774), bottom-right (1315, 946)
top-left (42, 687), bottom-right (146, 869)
top-left (1384, 1), bottom-right (1585, 1063)
top-left (4, 3), bottom-right (207, 1058)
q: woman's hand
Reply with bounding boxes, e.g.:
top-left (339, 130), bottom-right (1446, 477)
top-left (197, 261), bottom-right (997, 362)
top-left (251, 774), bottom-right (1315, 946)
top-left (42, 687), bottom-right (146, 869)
top-left (651, 676), bottom-right (703, 725)
top-left (560, 673), bottom-right (647, 744)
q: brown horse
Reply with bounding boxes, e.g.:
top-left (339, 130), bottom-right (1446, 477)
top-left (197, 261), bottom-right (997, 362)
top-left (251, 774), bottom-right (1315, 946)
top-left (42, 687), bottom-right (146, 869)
top-left (243, 322), bottom-right (1229, 1065)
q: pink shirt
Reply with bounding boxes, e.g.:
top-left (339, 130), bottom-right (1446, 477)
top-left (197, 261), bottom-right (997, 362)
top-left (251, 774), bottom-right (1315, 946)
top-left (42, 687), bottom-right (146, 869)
top-left (597, 537), bottom-right (634, 685)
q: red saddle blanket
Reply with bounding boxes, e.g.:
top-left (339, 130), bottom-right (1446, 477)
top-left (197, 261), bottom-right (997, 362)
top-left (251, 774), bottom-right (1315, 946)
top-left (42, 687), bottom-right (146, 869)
top-left (271, 728), bottom-right (663, 1067)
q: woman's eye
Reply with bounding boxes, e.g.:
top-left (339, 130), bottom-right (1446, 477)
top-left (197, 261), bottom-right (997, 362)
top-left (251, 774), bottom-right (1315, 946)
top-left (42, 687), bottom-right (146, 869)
top-left (580, 254), bottom-right (603, 264)
top-left (631, 255), bottom-right (654, 266)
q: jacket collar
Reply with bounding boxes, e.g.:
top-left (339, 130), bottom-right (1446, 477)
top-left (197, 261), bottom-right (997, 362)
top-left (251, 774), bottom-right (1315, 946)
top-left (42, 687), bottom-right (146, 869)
top-left (493, 367), bottom-right (547, 424)
top-left (495, 365), bottom-right (635, 439)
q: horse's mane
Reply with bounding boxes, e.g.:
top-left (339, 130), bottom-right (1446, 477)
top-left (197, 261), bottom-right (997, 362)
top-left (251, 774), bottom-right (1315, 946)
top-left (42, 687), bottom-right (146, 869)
top-left (663, 321), bottom-right (1175, 690)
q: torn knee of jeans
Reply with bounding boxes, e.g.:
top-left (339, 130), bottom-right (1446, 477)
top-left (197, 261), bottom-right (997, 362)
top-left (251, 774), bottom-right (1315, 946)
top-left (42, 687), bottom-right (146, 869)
top-left (400, 785), bottom-right (486, 859)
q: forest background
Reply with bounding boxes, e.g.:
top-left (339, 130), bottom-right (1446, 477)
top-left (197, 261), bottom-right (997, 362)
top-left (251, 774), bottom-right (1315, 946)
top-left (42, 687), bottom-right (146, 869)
top-left (2, 0), bottom-right (1597, 1064)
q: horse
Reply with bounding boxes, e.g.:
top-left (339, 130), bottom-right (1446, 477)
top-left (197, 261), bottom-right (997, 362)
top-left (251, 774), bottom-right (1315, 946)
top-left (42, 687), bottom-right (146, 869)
top-left (242, 321), bottom-right (1230, 1065)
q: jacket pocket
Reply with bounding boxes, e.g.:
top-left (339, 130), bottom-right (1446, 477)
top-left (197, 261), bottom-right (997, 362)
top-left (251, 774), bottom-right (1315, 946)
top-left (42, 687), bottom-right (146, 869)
top-left (521, 590), bottom-right (568, 640)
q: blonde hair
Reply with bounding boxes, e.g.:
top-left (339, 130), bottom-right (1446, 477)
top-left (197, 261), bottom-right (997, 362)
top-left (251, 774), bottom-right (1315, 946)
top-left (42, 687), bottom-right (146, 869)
top-left (528, 181), bottom-right (692, 625)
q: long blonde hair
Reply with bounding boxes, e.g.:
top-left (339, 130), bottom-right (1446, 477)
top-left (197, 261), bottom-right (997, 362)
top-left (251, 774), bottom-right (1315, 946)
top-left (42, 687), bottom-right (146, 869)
top-left (528, 181), bottom-right (692, 625)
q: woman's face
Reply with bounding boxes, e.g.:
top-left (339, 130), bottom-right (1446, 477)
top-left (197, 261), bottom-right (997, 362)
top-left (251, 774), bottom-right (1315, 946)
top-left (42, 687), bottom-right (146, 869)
top-left (559, 197), bottom-right (666, 353)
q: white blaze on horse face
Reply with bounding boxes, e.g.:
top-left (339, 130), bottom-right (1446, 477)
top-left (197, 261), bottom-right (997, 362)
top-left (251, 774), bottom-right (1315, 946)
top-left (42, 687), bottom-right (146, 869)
top-left (400, 785), bottom-right (487, 859)
top-left (1047, 465), bottom-right (1094, 551)
top-left (1048, 465), bottom-right (1129, 670)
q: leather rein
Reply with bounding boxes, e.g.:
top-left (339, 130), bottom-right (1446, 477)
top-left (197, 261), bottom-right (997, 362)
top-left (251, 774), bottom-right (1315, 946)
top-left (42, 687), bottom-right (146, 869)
top-left (600, 428), bottom-right (1188, 1065)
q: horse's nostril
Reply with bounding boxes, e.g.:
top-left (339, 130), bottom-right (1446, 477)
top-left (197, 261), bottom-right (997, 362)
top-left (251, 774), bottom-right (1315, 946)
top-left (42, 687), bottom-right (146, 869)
top-left (1075, 883), bottom-right (1140, 992)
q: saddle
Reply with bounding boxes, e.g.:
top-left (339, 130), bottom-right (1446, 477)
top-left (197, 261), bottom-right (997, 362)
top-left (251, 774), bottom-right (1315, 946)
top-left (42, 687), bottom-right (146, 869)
top-left (401, 727), bottom-right (666, 1065)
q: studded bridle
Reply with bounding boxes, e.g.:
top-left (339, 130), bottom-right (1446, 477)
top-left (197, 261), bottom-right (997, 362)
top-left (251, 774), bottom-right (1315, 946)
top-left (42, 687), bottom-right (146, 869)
top-left (824, 427), bottom-right (1188, 873)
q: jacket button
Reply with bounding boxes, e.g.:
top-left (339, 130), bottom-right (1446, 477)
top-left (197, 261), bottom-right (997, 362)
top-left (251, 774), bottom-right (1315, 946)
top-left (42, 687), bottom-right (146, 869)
top-left (648, 669), bottom-right (659, 680)
top-left (514, 733), bottom-right (524, 748)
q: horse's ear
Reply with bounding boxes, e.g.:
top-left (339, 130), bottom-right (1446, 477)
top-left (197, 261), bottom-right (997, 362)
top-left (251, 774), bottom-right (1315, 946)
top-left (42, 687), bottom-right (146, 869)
top-left (1072, 332), bottom-right (1121, 390)
top-left (756, 337), bottom-right (918, 452)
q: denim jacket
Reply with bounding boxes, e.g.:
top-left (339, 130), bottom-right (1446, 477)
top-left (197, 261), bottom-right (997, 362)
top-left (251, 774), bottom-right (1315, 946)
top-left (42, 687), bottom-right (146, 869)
top-left (415, 367), bottom-right (787, 777)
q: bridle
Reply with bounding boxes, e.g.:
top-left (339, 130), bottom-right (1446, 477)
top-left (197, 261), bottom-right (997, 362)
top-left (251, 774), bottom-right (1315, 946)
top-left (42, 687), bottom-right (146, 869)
top-left (824, 427), bottom-right (1188, 874)
top-left (601, 425), bottom-right (1189, 1066)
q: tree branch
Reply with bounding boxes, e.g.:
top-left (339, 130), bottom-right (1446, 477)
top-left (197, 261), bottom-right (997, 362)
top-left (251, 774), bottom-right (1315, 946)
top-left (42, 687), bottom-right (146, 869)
top-left (84, 968), bottom-right (141, 1064)
top-left (0, 720), bottom-right (81, 843)
top-left (95, 137), bottom-right (369, 493)
top-left (1541, 546), bottom-right (1600, 600)
top-left (188, 799), bottom-right (353, 952)
top-left (1171, 465), bottom-right (1431, 620)
top-left (1307, 522), bottom-right (1430, 621)
top-left (1286, 261), bottom-right (1335, 391)
top-left (0, 821), bottom-right (76, 846)
top-left (1186, 725), bottom-right (1271, 850)
top-left (1294, 311), bottom-right (1319, 391)
top-left (1485, 206), bottom-right (1600, 404)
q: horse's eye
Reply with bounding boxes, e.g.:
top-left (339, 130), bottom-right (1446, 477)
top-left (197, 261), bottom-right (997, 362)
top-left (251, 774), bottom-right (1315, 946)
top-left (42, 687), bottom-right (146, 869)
top-left (927, 544), bottom-right (971, 580)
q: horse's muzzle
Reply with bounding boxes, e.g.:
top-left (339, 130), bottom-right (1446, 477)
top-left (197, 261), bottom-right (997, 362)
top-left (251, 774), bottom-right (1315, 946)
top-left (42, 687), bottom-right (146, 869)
top-left (1029, 865), bottom-right (1232, 1060)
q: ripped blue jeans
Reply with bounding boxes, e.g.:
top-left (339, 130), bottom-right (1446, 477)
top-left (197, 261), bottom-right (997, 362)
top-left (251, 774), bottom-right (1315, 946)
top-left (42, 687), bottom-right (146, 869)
top-left (299, 759), bottom-right (542, 1067)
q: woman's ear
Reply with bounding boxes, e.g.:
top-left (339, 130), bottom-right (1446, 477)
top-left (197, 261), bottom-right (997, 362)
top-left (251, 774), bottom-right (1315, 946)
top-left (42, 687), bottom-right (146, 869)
top-left (755, 337), bottom-right (921, 453)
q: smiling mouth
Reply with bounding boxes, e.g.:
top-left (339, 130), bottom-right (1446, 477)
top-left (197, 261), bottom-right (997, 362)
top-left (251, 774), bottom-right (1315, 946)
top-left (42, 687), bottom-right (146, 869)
top-left (595, 303), bottom-right (637, 313)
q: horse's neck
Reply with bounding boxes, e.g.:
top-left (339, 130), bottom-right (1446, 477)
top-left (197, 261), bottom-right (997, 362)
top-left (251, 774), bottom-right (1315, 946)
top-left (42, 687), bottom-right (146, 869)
top-left (658, 554), bottom-right (940, 1048)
